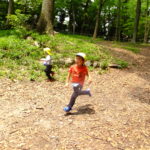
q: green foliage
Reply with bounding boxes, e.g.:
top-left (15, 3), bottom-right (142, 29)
top-left (0, 29), bottom-right (137, 81)
top-left (98, 69), bottom-right (107, 75)
top-left (113, 42), bottom-right (140, 53)
top-left (115, 59), bottom-right (129, 69)
top-left (0, 0), bottom-right (148, 82)
top-left (0, 30), bottom-right (117, 81)
top-left (31, 32), bottom-right (106, 60)
top-left (0, 1), bottom-right (8, 29)
top-left (7, 9), bottom-right (31, 37)
top-left (100, 61), bottom-right (109, 70)
top-left (122, 46), bottom-right (140, 53)
top-left (0, 0), bottom-right (149, 42)
top-left (0, 30), bottom-right (44, 81)
top-left (15, 0), bottom-right (42, 12)
top-left (55, 68), bottom-right (68, 82)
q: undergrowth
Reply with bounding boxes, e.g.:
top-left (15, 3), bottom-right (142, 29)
top-left (112, 42), bottom-right (140, 53)
top-left (0, 29), bottom-right (129, 81)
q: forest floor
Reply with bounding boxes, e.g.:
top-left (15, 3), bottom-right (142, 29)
top-left (0, 42), bottom-right (150, 150)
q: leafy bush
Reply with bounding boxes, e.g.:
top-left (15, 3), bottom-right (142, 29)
top-left (0, 30), bottom-right (45, 81)
top-left (100, 61), bottom-right (109, 70)
top-left (7, 9), bottom-right (31, 37)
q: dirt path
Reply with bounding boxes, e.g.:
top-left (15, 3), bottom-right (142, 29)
top-left (0, 45), bottom-right (150, 150)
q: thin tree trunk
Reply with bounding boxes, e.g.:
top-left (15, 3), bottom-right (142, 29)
top-left (132, 0), bottom-right (141, 43)
top-left (144, 21), bottom-right (150, 43)
top-left (37, 0), bottom-right (54, 35)
top-left (103, 8), bottom-right (106, 37)
top-left (72, 5), bottom-right (76, 34)
top-left (68, 1), bottom-right (74, 33)
top-left (107, 5), bottom-right (111, 40)
top-left (81, 0), bottom-right (91, 34)
top-left (144, 0), bottom-right (150, 43)
top-left (6, 0), bottom-right (14, 24)
top-left (115, 0), bottom-right (121, 41)
top-left (68, 5), bottom-right (73, 33)
top-left (68, 0), bottom-right (76, 34)
top-left (93, 0), bottom-right (104, 39)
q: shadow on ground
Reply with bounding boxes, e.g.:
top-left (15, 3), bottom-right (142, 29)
top-left (65, 104), bottom-right (95, 116)
top-left (130, 87), bottom-right (150, 105)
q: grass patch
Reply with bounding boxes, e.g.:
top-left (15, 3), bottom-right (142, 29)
top-left (0, 30), bottom-right (45, 81)
top-left (140, 43), bottom-right (150, 47)
top-left (114, 59), bottom-right (129, 69)
top-left (113, 42), bottom-right (140, 53)
top-left (0, 30), bottom-right (128, 81)
top-left (121, 46), bottom-right (140, 53)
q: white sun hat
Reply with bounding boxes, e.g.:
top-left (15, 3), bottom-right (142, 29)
top-left (76, 52), bottom-right (86, 60)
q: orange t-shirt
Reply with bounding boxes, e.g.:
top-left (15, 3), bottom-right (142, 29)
top-left (69, 65), bottom-right (88, 85)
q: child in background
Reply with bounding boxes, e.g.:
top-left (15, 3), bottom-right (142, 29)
top-left (40, 48), bottom-right (54, 81)
top-left (64, 53), bottom-right (92, 112)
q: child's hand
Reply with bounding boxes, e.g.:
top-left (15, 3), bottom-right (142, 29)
top-left (88, 80), bottom-right (92, 85)
top-left (39, 60), bottom-right (44, 64)
top-left (65, 83), bottom-right (69, 87)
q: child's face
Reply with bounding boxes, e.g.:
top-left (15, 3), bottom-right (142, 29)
top-left (75, 56), bottom-right (84, 66)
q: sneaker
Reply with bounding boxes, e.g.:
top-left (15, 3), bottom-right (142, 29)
top-left (46, 79), bottom-right (52, 82)
top-left (51, 72), bottom-right (55, 76)
top-left (46, 78), bottom-right (56, 82)
top-left (64, 106), bottom-right (72, 112)
top-left (87, 88), bottom-right (92, 97)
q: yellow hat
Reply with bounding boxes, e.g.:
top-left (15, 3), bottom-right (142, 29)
top-left (43, 48), bottom-right (52, 55)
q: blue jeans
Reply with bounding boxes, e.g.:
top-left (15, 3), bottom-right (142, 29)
top-left (68, 83), bottom-right (89, 108)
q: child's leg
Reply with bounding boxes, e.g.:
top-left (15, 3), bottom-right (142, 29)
top-left (76, 84), bottom-right (91, 96)
top-left (78, 89), bottom-right (91, 96)
top-left (49, 65), bottom-right (55, 76)
top-left (44, 65), bottom-right (52, 80)
top-left (67, 84), bottom-right (91, 110)
top-left (68, 85), bottom-right (81, 108)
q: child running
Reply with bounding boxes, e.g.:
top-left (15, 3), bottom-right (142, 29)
top-left (40, 48), bottom-right (55, 82)
top-left (64, 53), bottom-right (92, 112)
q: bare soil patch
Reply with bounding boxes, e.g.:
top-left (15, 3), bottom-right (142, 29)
top-left (0, 45), bottom-right (150, 150)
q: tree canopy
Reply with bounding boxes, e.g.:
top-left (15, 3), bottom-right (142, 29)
top-left (0, 0), bottom-right (150, 42)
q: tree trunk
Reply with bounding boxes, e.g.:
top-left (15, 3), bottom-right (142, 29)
top-left (103, 8), bottom-right (106, 37)
top-left (6, 0), bottom-right (14, 24)
top-left (93, 0), bottom-right (104, 39)
top-left (115, 0), bottom-right (121, 41)
top-left (144, 0), bottom-right (150, 43)
top-left (132, 0), bottom-right (141, 43)
top-left (37, 0), bottom-right (54, 35)
top-left (68, 0), bottom-right (76, 34)
top-left (68, 5), bottom-right (73, 33)
top-left (80, 0), bottom-right (91, 34)
top-left (107, 5), bottom-right (111, 40)
top-left (72, 5), bottom-right (76, 34)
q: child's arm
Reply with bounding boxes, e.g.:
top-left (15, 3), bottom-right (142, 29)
top-left (40, 58), bottom-right (46, 61)
top-left (87, 72), bottom-right (92, 85)
top-left (39, 58), bottom-right (46, 64)
top-left (65, 72), bottom-right (71, 87)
